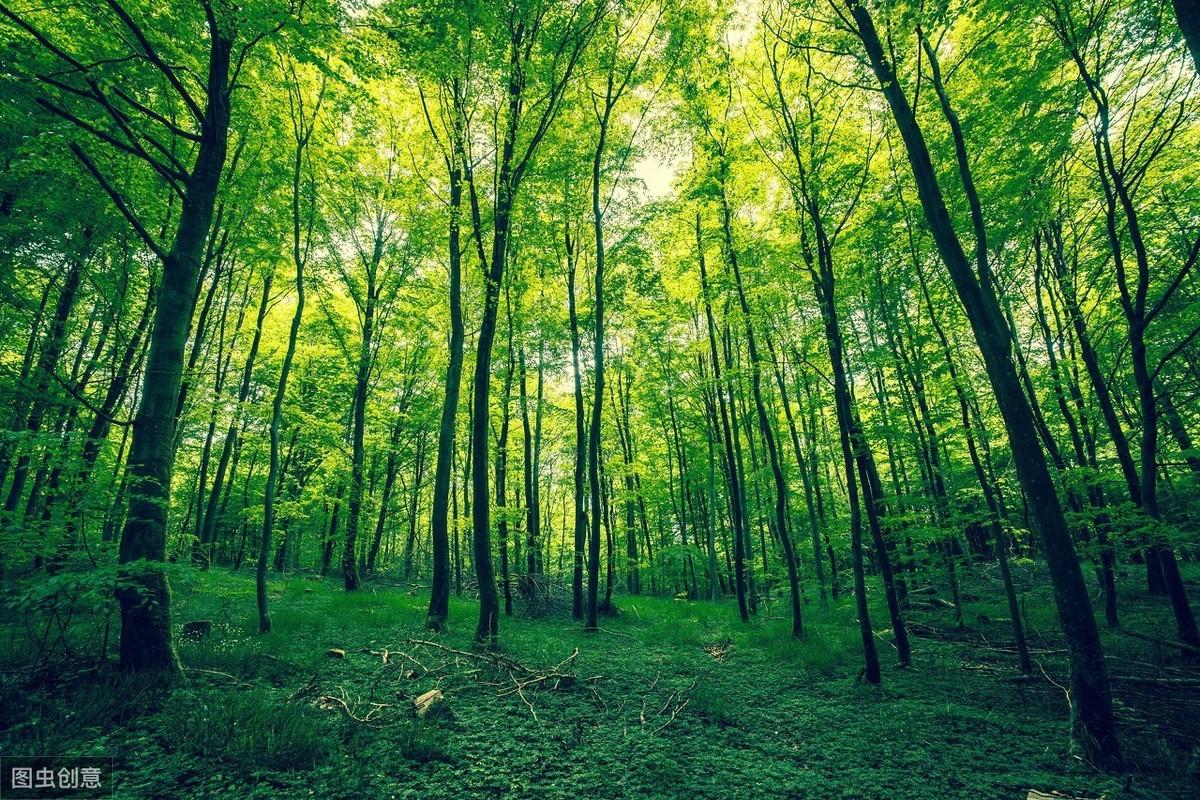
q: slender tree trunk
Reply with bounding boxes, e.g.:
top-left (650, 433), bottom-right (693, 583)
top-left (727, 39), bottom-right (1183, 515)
top-left (496, 297), bottom-right (516, 617)
top-left (696, 213), bottom-right (750, 622)
top-left (853, 5), bottom-right (1118, 762)
top-left (260, 132), bottom-right (309, 634)
top-left (4, 245), bottom-right (85, 517)
top-left (344, 233), bottom-right (382, 591)
top-left (260, 69), bottom-right (322, 627)
top-left (720, 180), bottom-right (803, 637)
top-left (322, 485), bottom-right (343, 576)
top-left (1160, 387), bottom-right (1200, 479)
top-left (403, 432), bottom-right (429, 580)
top-left (912, 247), bottom-right (1033, 671)
top-left (767, 332), bottom-right (826, 605)
top-left (199, 273), bottom-right (270, 563)
top-left (368, 417), bottom-right (404, 575)
top-left (585, 109), bottom-right (612, 632)
top-left (427, 111), bottom-right (465, 630)
top-left (567, 230), bottom-right (588, 621)
top-left (189, 267), bottom-right (244, 564)
top-left (1061, 17), bottom-right (1200, 644)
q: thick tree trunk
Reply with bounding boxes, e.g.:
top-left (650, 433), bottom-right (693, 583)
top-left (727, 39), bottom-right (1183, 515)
top-left (1174, 0), bottom-right (1200, 75)
top-left (116, 30), bottom-right (232, 673)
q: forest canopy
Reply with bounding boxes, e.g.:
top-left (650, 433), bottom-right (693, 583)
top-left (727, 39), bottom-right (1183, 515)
top-left (2, 0), bottom-right (1200, 796)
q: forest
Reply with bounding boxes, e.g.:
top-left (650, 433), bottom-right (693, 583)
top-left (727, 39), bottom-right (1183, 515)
top-left (1, 0), bottom-right (1200, 797)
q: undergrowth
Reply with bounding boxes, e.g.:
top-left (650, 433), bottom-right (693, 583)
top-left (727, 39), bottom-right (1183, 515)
top-left (0, 566), bottom-right (1196, 799)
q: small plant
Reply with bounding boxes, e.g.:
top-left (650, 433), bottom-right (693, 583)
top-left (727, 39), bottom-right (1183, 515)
top-left (688, 683), bottom-right (739, 728)
top-left (396, 719), bottom-right (450, 763)
top-left (162, 689), bottom-right (332, 771)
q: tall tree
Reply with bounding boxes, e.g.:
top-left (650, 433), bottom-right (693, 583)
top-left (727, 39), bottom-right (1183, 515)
top-left (463, 0), bottom-right (602, 643)
top-left (260, 59), bottom-right (323, 633)
top-left (838, 0), bottom-right (1119, 764)
top-left (0, 0), bottom-right (301, 672)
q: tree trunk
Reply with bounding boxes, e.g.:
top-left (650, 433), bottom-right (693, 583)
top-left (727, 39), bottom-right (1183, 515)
top-left (344, 232), bottom-right (383, 591)
top-left (1174, 0), bottom-right (1200, 75)
top-left (403, 431), bottom-right (429, 580)
top-left (199, 273), bottom-right (270, 563)
top-left (696, 213), bottom-right (750, 622)
top-left (567, 230), bottom-right (588, 621)
top-left (720, 180), bottom-right (803, 637)
top-left (3, 243), bottom-right (85, 517)
top-left (852, 3), bottom-right (1118, 763)
top-left (368, 417), bottom-right (404, 575)
top-left (116, 28), bottom-right (233, 673)
top-left (427, 111), bottom-right (464, 630)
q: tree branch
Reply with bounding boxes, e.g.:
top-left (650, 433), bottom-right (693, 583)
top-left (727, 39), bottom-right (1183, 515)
top-left (69, 142), bottom-right (166, 262)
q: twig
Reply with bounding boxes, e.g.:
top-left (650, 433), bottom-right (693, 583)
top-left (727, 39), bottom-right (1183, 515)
top-left (183, 666), bottom-right (253, 688)
top-left (598, 626), bottom-right (632, 639)
top-left (316, 686), bottom-right (400, 727)
top-left (652, 698), bottom-right (690, 733)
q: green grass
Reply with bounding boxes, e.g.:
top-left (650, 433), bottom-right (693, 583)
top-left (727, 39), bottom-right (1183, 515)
top-left (160, 688), bottom-right (332, 771)
top-left (1, 566), bottom-right (1198, 799)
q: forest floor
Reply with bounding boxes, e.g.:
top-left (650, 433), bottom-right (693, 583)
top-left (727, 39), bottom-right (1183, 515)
top-left (2, 565), bottom-right (1199, 799)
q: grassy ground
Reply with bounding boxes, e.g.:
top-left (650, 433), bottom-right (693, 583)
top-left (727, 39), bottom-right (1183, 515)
top-left (1, 566), bottom-right (1198, 799)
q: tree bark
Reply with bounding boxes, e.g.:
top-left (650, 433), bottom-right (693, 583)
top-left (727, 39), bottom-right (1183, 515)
top-left (567, 230), bottom-right (588, 620)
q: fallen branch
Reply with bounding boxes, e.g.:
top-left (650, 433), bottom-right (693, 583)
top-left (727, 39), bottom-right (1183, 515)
top-left (287, 672), bottom-right (321, 702)
top-left (317, 686), bottom-right (401, 728)
top-left (399, 639), bottom-right (586, 720)
top-left (1113, 628), bottom-right (1200, 655)
top-left (642, 677), bottom-right (698, 734)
